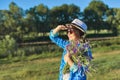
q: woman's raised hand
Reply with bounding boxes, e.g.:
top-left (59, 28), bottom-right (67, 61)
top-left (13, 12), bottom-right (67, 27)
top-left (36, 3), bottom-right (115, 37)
top-left (56, 25), bottom-right (67, 31)
top-left (53, 25), bottom-right (67, 34)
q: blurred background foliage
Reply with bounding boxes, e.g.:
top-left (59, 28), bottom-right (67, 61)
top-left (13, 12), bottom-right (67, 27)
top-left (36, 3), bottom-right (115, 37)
top-left (0, 1), bottom-right (120, 80)
top-left (0, 0), bottom-right (120, 58)
top-left (0, 1), bottom-right (119, 41)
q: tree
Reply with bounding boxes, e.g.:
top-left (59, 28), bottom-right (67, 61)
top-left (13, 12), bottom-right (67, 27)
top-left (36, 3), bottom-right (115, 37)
top-left (106, 8), bottom-right (120, 35)
top-left (0, 10), bottom-right (5, 37)
top-left (26, 4), bottom-right (50, 36)
top-left (49, 4), bottom-right (80, 29)
top-left (35, 4), bottom-right (50, 34)
top-left (24, 7), bottom-right (37, 32)
top-left (84, 0), bottom-right (108, 33)
top-left (2, 2), bottom-right (25, 41)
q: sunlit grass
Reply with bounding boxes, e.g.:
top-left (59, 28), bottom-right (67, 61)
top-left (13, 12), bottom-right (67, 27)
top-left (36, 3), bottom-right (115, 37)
top-left (0, 57), bottom-right (60, 80)
top-left (0, 43), bottom-right (120, 80)
top-left (88, 50), bottom-right (120, 80)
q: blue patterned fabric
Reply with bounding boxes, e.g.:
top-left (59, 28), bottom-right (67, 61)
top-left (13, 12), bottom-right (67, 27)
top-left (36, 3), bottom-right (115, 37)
top-left (49, 30), bottom-right (92, 80)
top-left (70, 63), bottom-right (78, 73)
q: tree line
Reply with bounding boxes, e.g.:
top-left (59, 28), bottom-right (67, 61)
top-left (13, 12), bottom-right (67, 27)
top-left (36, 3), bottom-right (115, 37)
top-left (0, 0), bottom-right (120, 42)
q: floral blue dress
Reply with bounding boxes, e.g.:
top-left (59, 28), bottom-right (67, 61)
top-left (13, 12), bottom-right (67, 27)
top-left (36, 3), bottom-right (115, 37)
top-left (49, 30), bottom-right (93, 80)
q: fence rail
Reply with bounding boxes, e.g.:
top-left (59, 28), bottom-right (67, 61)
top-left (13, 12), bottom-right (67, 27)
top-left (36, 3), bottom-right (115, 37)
top-left (18, 37), bottom-right (119, 46)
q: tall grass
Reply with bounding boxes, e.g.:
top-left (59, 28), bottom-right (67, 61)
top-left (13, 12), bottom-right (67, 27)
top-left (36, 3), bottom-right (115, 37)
top-left (0, 49), bottom-right (119, 80)
top-left (0, 38), bottom-right (120, 80)
top-left (88, 50), bottom-right (120, 80)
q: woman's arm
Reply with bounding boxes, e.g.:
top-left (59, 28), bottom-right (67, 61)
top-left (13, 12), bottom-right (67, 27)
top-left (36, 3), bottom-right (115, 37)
top-left (49, 25), bottom-right (69, 49)
top-left (64, 52), bottom-right (78, 73)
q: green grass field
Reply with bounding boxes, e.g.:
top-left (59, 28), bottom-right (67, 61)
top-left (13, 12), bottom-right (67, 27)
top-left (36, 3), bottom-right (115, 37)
top-left (0, 42), bottom-right (120, 80)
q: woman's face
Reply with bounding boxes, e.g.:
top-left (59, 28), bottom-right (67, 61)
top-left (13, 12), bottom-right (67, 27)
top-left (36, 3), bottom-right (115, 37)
top-left (67, 28), bottom-right (80, 41)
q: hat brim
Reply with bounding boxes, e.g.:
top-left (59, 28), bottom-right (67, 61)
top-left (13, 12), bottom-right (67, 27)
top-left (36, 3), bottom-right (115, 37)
top-left (70, 23), bottom-right (85, 33)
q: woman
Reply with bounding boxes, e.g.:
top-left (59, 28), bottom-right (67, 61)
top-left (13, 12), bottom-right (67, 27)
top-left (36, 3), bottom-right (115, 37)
top-left (49, 19), bottom-right (93, 80)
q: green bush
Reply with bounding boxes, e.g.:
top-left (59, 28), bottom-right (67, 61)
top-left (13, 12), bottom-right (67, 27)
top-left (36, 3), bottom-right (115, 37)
top-left (0, 35), bottom-right (17, 58)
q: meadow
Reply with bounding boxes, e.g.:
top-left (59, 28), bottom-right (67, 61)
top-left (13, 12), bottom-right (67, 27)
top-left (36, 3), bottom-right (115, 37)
top-left (0, 38), bottom-right (120, 80)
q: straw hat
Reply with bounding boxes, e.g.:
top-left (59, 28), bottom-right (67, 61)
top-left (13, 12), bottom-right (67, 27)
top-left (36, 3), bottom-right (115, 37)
top-left (70, 19), bottom-right (87, 33)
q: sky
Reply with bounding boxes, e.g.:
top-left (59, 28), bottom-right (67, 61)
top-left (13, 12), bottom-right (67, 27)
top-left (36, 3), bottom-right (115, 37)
top-left (0, 0), bottom-right (120, 11)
